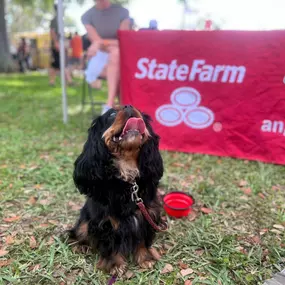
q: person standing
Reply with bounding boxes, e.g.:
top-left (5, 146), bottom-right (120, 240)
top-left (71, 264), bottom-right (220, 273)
top-left (69, 32), bottom-right (83, 71)
top-left (81, 0), bottom-right (130, 114)
top-left (17, 38), bottom-right (30, 72)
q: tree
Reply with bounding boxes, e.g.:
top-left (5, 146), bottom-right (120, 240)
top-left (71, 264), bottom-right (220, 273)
top-left (0, 0), bottom-right (129, 72)
top-left (0, 0), bottom-right (13, 72)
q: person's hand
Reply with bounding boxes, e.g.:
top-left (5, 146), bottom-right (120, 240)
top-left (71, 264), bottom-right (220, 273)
top-left (87, 41), bottom-right (102, 58)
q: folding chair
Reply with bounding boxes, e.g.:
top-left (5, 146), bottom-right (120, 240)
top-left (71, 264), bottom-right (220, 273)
top-left (81, 52), bottom-right (105, 117)
top-left (81, 75), bottom-right (105, 117)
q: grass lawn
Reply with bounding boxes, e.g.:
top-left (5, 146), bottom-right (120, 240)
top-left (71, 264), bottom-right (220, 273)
top-left (0, 73), bottom-right (284, 285)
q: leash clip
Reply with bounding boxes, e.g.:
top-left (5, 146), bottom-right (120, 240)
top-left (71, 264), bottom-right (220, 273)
top-left (131, 182), bottom-right (143, 203)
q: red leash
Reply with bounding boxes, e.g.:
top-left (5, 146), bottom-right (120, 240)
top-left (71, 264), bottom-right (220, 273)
top-left (131, 182), bottom-right (168, 232)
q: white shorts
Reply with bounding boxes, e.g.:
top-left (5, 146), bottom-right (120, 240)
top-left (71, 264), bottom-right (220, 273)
top-left (85, 51), bottom-right (109, 84)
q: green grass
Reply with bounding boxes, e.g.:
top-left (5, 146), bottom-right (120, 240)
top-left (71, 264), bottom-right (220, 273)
top-left (0, 73), bottom-right (284, 285)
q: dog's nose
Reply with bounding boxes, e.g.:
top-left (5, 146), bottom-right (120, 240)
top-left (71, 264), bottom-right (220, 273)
top-left (124, 105), bottom-right (133, 117)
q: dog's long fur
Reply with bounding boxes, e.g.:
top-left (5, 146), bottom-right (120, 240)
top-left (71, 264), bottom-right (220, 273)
top-left (70, 106), bottom-right (163, 275)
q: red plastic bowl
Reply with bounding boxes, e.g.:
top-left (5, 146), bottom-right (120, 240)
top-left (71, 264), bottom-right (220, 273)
top-left (163, 192), bottom-right (195, 218)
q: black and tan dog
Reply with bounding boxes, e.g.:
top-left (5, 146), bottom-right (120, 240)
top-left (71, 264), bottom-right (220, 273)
top-left (70, 105), bottom-right (163, 276)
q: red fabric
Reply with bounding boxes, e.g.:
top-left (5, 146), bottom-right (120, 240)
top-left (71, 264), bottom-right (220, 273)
top-left (70, 35), bottom-right (83, 58)
top-left (119, 30), bottom-right (285, 165)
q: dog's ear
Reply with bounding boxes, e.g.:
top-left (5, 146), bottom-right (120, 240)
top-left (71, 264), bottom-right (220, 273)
top-left (73, 117), bottom-right (110, 195)
top-left (138, 113), bottom-right (163, 184)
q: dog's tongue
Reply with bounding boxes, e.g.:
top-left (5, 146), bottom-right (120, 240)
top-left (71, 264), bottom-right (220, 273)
top-left (122, 118), bottom-right (146, 135)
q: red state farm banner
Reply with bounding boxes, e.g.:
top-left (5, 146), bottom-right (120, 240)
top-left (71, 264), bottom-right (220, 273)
top-left (119, 30), bottom-right (285, 165)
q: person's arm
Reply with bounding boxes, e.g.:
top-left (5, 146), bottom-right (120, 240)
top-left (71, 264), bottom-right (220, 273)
top-left (85, 24), bottom-right (102, 44)
top-left (120, 18), bottom-right (131, 31)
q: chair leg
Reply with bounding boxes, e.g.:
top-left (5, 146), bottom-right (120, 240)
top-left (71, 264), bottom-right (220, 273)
top-left (81, 77), bottom-right (87, 113)
top-left (88, 85), bottom-right (95, 117)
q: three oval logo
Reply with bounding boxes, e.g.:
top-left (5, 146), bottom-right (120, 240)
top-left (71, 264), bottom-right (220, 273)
top-left (155, 87), bottom-right (215, 129)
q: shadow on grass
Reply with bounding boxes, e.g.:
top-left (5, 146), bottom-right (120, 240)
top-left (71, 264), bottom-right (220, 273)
top-left (0, 72), bottom-right (106, 131)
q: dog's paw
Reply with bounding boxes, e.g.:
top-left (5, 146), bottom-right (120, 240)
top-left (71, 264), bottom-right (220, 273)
top-left (97, 254), bottom-right (127, 276)
top-left (96, 257), bottom-right (108, 270)
top-left (135, 245), bottom-right (160, 269)
top-left (148, 247), bottom-right (161, 261)
top-left (110, 263), bottom-right (127, 277)
top-left (139, 260), bottom-right (155, 269)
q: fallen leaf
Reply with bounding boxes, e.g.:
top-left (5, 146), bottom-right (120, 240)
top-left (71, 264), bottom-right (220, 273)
top-left (0, 259), bottom-right (12, 267)
top-left (3, 216), bottom-right (21, 223)
top-left (251, 235), bottom-right (261, 244)
top-left (158, 188), bottom-right (166, 196)
top-left (9, 183), bottom-right (13, 188)
top-left (195, 249), bottom-right (205, 256)
top-left (201, 207), bottom-right (213, 214)
top-left (180, 268), bottom-right (194, 277)
top-left (260, 229), bottom-right (268, 235)
top-left (29, 164), bottom-right (39, 170)
top-left (188, 210), bottom-right (198, 221)
top-left (46, 236), bottom-right (55, 245)
top-left (125, 270), bottom-right (134, 279)
top-left (208, 178), bottom-right (215, 185)
top-left (0, 164), bottom-right (8, 169)
top-left (28, 196), bottom-right (38, 205)
top-left (161, 263), bottom-right (173, 274)
top-left (39, 223), bottom-right (50, 228)
top-left (29, 264), bottom-right (41, 272)
top-left (0, 250), bottom-right (9, 257)
top-left (68, 201), bottom-right (82, 211)
top-left (48, 220), bottom-right (59, 225)
top-left (258, 193), bottom-right (266, 199)
top-left (19, 164), bottom-right (26, 169)
top-left (236, 246), bottom-right (247, 255)
top-left (5, 235), bottom-right (14, 245)
top-left (273, 224), bottom-right (284, 230)
top-left (178, 261), bottom-right (188, 269)
top-left (38, 199), bottom-right (51, 206)
top-left (242, 187), bottom-right (252, 195)
top-left (217, 159), bottom-right (222, 164)
top-left (29, 236), bottom-right (37, 249)
top-left (184, 281), bottom-right (192, 285)
top-left (34, 184), bottom-right (42, 190)
top-left (239, 180), bottom-right (248, 187)
top-left (172, 162), bottom-right (185, 167)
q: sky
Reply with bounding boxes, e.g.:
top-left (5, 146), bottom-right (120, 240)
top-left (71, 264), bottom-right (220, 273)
top-left (66, 0), bottom-right (285, 33)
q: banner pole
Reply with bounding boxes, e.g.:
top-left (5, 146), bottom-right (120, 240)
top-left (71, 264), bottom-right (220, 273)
top-left (57, 0), bottom-right (68, 124)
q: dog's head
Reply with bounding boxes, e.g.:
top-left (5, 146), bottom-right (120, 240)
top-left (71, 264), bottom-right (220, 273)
top-left (102, 105), bottom-right (150, 158)
top-left (73, 105), bottom-right (163, 195)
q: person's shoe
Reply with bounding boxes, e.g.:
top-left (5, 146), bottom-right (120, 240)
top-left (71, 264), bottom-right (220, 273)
top-left (101, 104), bottom-right (111, 115)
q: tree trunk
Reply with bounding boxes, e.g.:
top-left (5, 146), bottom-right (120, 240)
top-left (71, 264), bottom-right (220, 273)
top-left (0, 0), bottom-right (14, 72)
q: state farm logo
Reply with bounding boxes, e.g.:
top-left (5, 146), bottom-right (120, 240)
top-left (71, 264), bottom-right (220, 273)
top-left (156, 87), bottom-right (215, 129)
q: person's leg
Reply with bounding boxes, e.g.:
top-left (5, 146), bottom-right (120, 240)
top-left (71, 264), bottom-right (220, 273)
top-left (49, 67), bottom-right (57, 85)
top-left (106, 46), bottom-right (120, 107)
top-left (65, 67), bottom-right (73, 85)
top-left (49, 49), bottom-right (58, 85)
